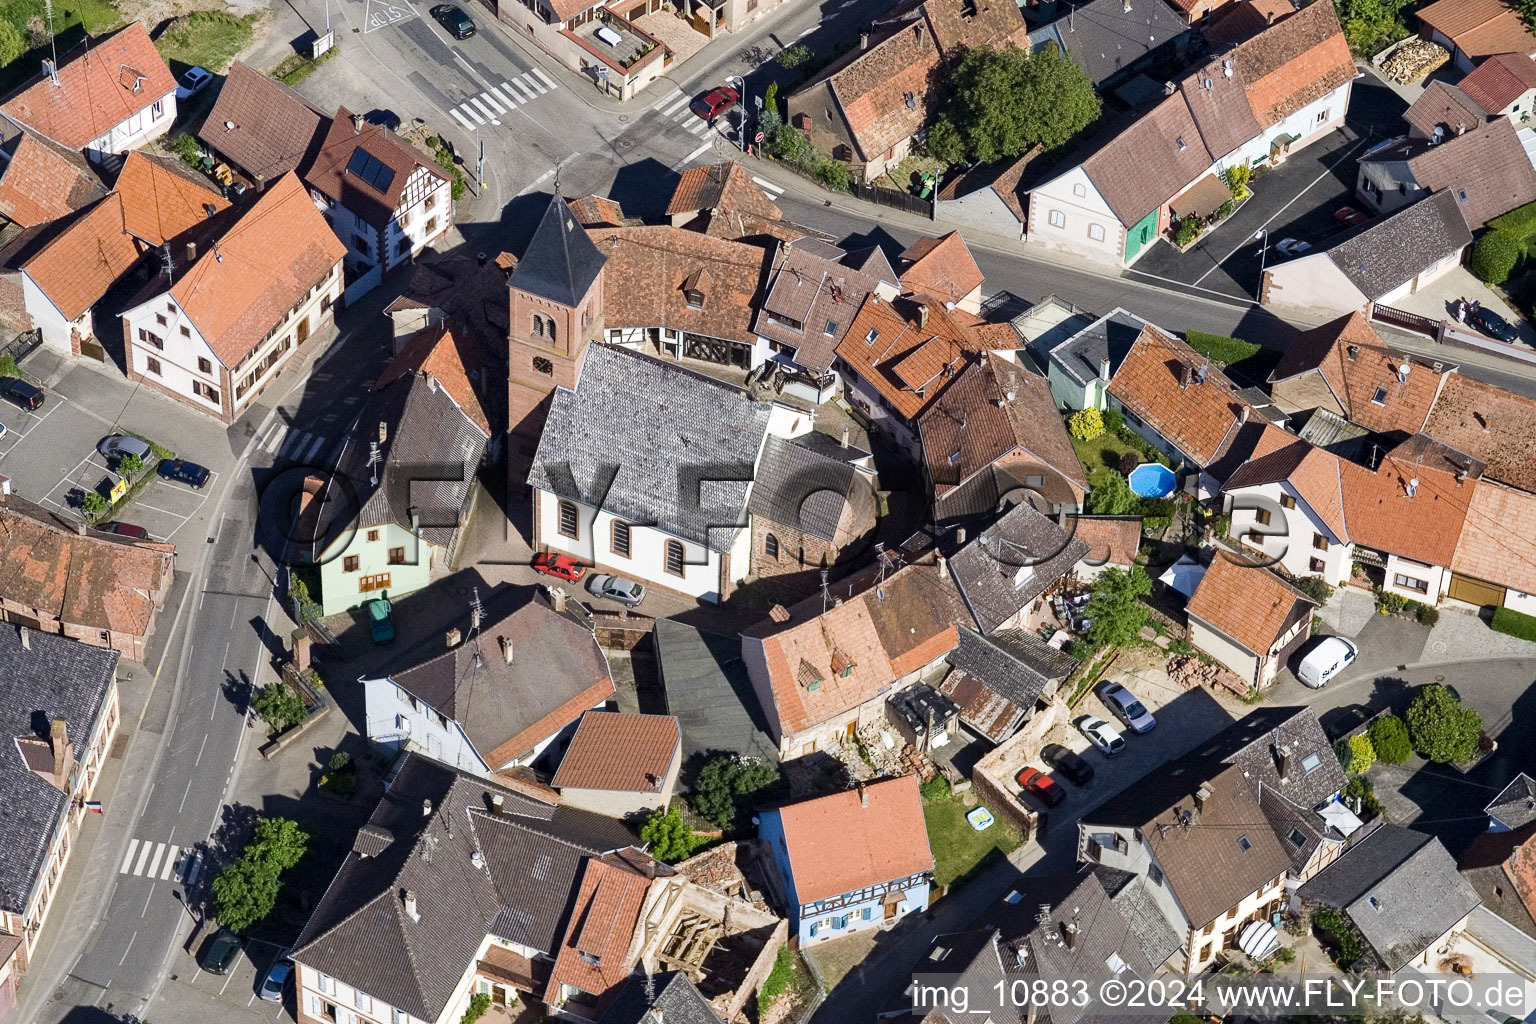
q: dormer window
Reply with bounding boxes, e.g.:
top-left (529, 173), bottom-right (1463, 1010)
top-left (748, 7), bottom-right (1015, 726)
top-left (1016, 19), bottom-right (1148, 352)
top-left (831, 649), bottom-right (855, 677)
top-left (682, 267), bottom-right (710, 310)
top-left (685, 289), bottom-right (704, 309)
top-left (865, 328), bottom-right (879, 344)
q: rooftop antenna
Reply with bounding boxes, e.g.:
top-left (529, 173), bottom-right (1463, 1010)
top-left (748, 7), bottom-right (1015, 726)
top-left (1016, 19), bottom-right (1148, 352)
top-left (820, 569), bottom-right (831, 614)
top-left (43, 0), bottom-right (58, 83)
top-left (159, 245), bottom-right (175, 282)
top-left (367, 441), bottom-right (383, 486)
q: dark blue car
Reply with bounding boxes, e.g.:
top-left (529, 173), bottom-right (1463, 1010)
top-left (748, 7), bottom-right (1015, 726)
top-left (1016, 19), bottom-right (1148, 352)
top-left (157, 458), bottom-right (211, 488)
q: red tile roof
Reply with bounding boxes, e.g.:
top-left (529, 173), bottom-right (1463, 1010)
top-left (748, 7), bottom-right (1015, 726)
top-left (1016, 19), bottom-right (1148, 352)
top-left (1, 23), bottom-right (176, 151)
top-left (1339, 448), bottom-right (1474, 567)
top-left (1187, 551), bottom-right (1314, 655)
top-left (744, 560), bottom-right (965, 736)
top-left (567, 194), bottom-right (627, 228)
top-left (169, 172), bottom-right (346, 367)
top-left (829, 21), bottom-right (943, 161)
top-left (1452, 481), bottom-right (1536, 595)
top-left (1418, 0), bottom-right (1536, 63)
top-left (1404, 80), bottom-right (1490, 137)
top-left (544, 855), bottom-right (651, 1014)
top-left (114, 151), bottom-right (230, 246)
top-left (377, 323), bottom-right (495, 435)
top-left (919, 0), bottom-right (1028, 54)
top-left (1232, 0), bottom-right (1354, 128)
top-left (898, 232), bottom-right (983, 306)
top-left (1106, 325), bottom-right (1254, 465)
top-left (198, 61), bottom-right (327, 186)
top-left (1081, 92), bottom-right (1215, 227)
top-left (665, 161), bottom-right (781, 222)
top-left (551, 712), bottom-right (680, 793)
top-left (1458, 52), bottom-right (1536, 112)
top-left (1422, 372), bottom-right (1536, 492)
top-left (837, 296), bottom-right (978, 421)
top-left (22, 195), bottom-right (139, 321)
top-left (1066, 515), bottom-right (1142, 568)
top-left (1405, 118), bottom-right (1536, 228)
top-left (772, 775), bottom-right (933, 903)
top-left (0, 133), bottom-right (103, 228)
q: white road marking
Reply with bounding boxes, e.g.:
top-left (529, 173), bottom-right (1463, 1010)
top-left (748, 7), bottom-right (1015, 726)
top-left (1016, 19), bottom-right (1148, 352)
top-left (194, 733), bottom-right (208, 767)
top-left (517, 167), bottom-right (556, 196)
top-left (658, 90), bottom-right (689, 115)
top-left (689, 118), bottom-right (712, 136)
top-left (449, 108), bottom-right (475, 130)
top-left (461, 103), bottom-right (487, 125)
top-left (493, 83), bottom-right (522, 107)
top-left (752, 176), bottom-right (786, 196)
top-left (469, 97), bottom-right (497, 120)
top-left (532, 67), bottom-right (558, 90)
top-left (132, 840), bottom-right (153, 875)
top-left (522, 72), bottom-right (548, 95)
top-left (145, 843), bottom-right (166, 879)
top-left (454, 53), bottom-right (475, 74)
top-left (679, 140), bottom-right (713, 165)
top-left (302, 434), bottom-right (325, 462)
top-left (118, 931), bottom-right (136, 966)
top-left (505, 77), bottom-right (536, 101)
top-left (161, 846), bottom-right (181, 881)
top-left (479, 90), bottom-right (507, 113)
top-left (179, 777), bottom-right (195, 812)
top-left (280, 430), bottom-right (309, 456)
top-left (121, 839), bottom-right (140, 874)
top-left (263, 424), bottom-right (288, 453)
top-left (670, 106), bottom-right (692, 122)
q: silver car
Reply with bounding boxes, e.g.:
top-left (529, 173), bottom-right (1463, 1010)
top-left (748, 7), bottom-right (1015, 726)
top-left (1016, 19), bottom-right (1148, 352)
top-left (1099, 682), bottom-right (1156, 733)
top-left (587, 573), bottom-right (645, 607)
top-left (98, 433), bottom-right (152, 462)
top-left (1078, 715), bottom-right (1126, 756)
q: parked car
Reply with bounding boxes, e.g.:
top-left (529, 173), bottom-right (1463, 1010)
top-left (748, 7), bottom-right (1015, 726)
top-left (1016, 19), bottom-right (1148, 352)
top-left (0, 422), bottom-right (7, 441)
top-left (365, 597), bottom-right (394, 644)
top-left (430, 4), bottom-right (475, 37)
top-left (200, 928), bottom-right (241, 974)
top-left (1320, 703), bottom-right (1377, 743)
top-left (693, 86), bottom-right (739, 120)
top-left (175, 66), bottom-right (214, 100)
top-left (0, 376), bottom-right (43, 411)
top-left (1097, 682), bottom-right (1156, 733)
top-left (1078, 715), bottom-right (1125, 756)
top-left (97, 521), bottom-right (149, 539)
top-left (1471, 307), bottom-right (1520, 343)
top-left (258, 960), bottom-right (292, 1002)
top-left (532, 552), bottom-right (586, 582)
top-left (1334, 206), bottom-right (1369, 226)
top-left (1041, 743), bottom-right (1094, 785)
top-left (587, 573), bottom-right (645, 607)
top-left (1275, 238), bottom-right (1311, 257)
top-left (1015, 766), bottom-right (1066, 807)
top-left (1296, 635), bottom-right (1358, 689)
top-left (98, 433), bottom-right (152, 463)
top-left (157, 459), bottom-right (211, 488)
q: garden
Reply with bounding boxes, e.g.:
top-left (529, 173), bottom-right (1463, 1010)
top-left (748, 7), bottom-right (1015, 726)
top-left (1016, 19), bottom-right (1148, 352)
top-left (919, 776), bottom-right (1021, 889)
top-left (0, 0), bottom-right (122, 91)
top-left (153, 10), bottom-right (260, 73)
top-left (1169, 165), bottom-right (1255, 250)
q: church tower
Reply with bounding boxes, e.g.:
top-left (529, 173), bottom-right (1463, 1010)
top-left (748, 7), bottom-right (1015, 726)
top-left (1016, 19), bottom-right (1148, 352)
top-left (507, 196), bottom-right (607, 448)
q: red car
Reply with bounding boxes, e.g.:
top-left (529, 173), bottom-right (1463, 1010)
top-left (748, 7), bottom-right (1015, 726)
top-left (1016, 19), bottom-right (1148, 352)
top-left (693, 86), bottom-right (739, 120)
top-left (1334, 206), bottom-right (1369, 226)
top-left (532, 552), bottom-right (586, 582)
top-left (1015, 766), bottom-right (1066, 807)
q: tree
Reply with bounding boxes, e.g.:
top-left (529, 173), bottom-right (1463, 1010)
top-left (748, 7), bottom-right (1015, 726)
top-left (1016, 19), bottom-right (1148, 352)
top-left (1521, 0), bottom-right (1536, 33)
top-left (1294, 576), bottom-right (1333, 606)
top-left (118, 452), bottom-right (145, 478)
top-left (81, 491), bottom-right (107, 517)
top-left (1368, 714), bottom-right (1412, 765)
top-left (461, 993), bottom-right (492, 1024)
top-left (212, 816), bottom-right (309, 932)
top-left (640, 807), bottom-right (703, 863)
top-left (1221, 163), bottom-right (1253, 202)
top-left (691, 755), bottom-right (780, 831)
top-left (1083, 566), bottom-right (1151, 650)
top-left (924, 115), bottom-right (965, 166)
top-left (1067, 407), bottom-right (1104, 440)
top-left (777, 44), bottom-right (810, 70)
top-left (1086, 470), bottom-right (1141, 516)
top-left (763, 80), bottom-right (780, 117)
top-left (0, 21), bottom-right (23, 69)
top-left (1470, 230), bottom-right (1522, 285)
top-left (944, 45), bottom-right (1100, 162)
top-left (252, 682), bottom-right (306, 733)
top-left (1337, 734), bottom-right (1375, 775)
top-left (1406, 684), bottom-right (1483, 764)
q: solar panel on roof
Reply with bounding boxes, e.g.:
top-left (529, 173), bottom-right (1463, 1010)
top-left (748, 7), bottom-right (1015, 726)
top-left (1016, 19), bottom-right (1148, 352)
top-left (345, 148), bottom-right (396, 193)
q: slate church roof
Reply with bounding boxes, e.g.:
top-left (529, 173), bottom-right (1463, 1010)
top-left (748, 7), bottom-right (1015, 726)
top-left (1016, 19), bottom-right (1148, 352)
top-left (512, 195), bottom-right (608, 306)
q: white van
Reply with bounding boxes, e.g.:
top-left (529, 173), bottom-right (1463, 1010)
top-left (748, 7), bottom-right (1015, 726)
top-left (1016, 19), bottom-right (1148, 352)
top-left (1297, 636), bottom-right (1358, 689)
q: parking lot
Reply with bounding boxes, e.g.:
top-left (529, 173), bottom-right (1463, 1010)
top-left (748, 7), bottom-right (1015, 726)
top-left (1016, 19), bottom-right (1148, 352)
top-left (30, 442), bottom-right (217, 543)
top-left (152, 932), bottom-right (292, 1023)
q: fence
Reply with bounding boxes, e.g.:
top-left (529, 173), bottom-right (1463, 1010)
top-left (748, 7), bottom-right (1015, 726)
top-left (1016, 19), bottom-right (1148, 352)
top-left (851, 182), bottom-right (934, 218)
top-left (1370, 304), bottom-right (1437, 338)
top-left (0, 329), bottom-right (40, 369)
top-left (1371, 304), bottom-right (1536, 367)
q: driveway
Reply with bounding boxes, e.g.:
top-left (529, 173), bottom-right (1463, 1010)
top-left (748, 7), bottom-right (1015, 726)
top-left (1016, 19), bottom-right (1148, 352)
top-left (151, 934), bottom-right (293, 1024)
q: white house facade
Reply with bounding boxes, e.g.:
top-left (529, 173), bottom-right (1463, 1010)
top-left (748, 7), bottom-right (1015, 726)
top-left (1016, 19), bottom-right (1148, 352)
top-left (84, 91), bottom-right (176, 163)
top-left (1226, 480), bottom-right (1352, 586)
top-left (312, 164), bottom-right (451, 274)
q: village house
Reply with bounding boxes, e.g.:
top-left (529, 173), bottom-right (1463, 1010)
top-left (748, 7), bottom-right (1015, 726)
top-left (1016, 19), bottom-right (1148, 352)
top-left (1404, 53), bottom-right (1536, 139)
top-left (119, 172), bottom-right (345, 423)
top-left (938, 623), bottom-right (1077, 745)
top-left (0, 625), bottom-right (121, 989)
top-left (1184, 551), bottom-right (1316, 690)
top-left (0, 132), bottom-right (104, 231)
top-left (664, 162), bottom-right (787, 238)
top-left (740, 555), bottom-right (966, 759)
top-left (1415, 0), bottom-right (1536, 74)
top-left (360, 585), bottom-right (615, 774)
top-left (198, 61), bottom-right (327, 191)
top-left (947, 501), bottom-right (1090, 635)
top-left (305, 108), bottom-right (454, 281)
top-left (0, 23), bottom-right (176, 163)
top-left (758, 776), bottom-right (934, 943)
top-left (1023, 0), bottom-right (1191, 87)
top-left (1066, 515), bottom-right (1142, 578)
top-left (551, 711), bottom-right (682, 819)
top-left (305, 364), bottom-right (488, 616)
top-left (1299, 825), bottom-right (1481, 972)
top-left (1024, 0), bottom-right (1355, 267)
top-left (1459, 776), bottom-right (1536, 936)
top-left (896, 232), bottom-right (984, 315)
top-left (0, 480), bottom-right (173, 662)
top-left (1031, 308), bottom-right (1147, 412)
top-left (746, 430), bottom-right (878, 581)
top-left (1354, 118), bottom-right (1536, 228)
top-left (476, 0), bottom-right (665, 102)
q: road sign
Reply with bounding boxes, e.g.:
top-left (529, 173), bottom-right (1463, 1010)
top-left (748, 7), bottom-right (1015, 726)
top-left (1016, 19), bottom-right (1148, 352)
top-left (754, 94), bottom-right (763, 109)
top-left (755, 131), bottom-right (764, 143)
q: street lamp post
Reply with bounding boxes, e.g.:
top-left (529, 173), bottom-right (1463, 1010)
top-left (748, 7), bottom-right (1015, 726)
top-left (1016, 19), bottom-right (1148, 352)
top-left (1254, 229), bottom-right (1268, 302)
top-left (725, 74), bottom-right (746, 151)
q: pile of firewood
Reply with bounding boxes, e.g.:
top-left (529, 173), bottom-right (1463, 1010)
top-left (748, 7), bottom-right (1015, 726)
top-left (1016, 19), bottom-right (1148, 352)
top-left (1380, 40), bottom-right (1448, 84)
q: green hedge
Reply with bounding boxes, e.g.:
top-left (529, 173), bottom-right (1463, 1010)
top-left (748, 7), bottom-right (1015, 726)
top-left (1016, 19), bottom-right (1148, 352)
top-left (1184, 330), bottom-right (1260, 367)
top-left (1488, 199), bottom-right (1536, 241)
top-left (1470, 230), bottom-right (1523, 285)
top-left (1492, 606), bottom-right (1536, 642)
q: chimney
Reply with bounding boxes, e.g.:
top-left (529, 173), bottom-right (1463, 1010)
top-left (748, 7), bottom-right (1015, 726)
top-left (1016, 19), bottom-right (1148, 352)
top-left (1456, 466), bottom-right (1468, 486)
top-left (50, 719), bottom-right (68, 766)
top-left (422, 798), bottom-right (433, 817)
top-left (1121, 0), bottom-right (1130, 11)
top-left (352, 112), bottom-right (364, 134)
top-left (403, 890), bottom-right (420, 921)
top-left (956, 526), bottom-right (967, 545)
top-left (185, 241), bottom-right (197, 264)
top-left (1239, 405), bottom-right (1250, 425)
top-left (476, 252), bottom-right (488, 267)
top-left (491, 793), bottom-right (506, 814)
top-left (1266, 9), bottom-right (1275, 23)
top-left (499, 636), bottom-right (513, 664)
top-left (768, 603), bottom-right (791, 622)
top-left (470, 603), bottom-right (482, 632)
top-left (18, 625), bottom-right (29, 650)
top-left (858, 780), bottom-right (868, 808)
top-left (1179, 362), bottom-right (1193, 389)
top-left (1098, 356), bottom-right (1111, 383)
top-left (917, 305), bottom-right (930, 330)
top-left (0, 474), bottom-right (10, 500)
top-left (937, 554), bottom-right (948, 579)
top-left (1194, 784), bottom-right (1212, 813)
top-left (841, 425), bottom-right (850, 448)
top-left (551, 586), bottom-right (568, 612)
top-left (446, 627), bottom-right (462, 647)
top-left (1060, 920), bottom-right (1079, 949)
top-left (1274, 746), bottom-right (1290, 780)
top-left (379, 420), bottom-right (389, 445)
top-left (860, 30), bottom-right (870, 49)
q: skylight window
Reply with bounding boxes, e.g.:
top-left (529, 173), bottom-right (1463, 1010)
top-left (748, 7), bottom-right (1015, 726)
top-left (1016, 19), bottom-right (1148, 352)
top-left (1238, 835), bottom-right (1252, 851)
top-left (1301, 752), bottom-right (1322, 773)
top-left (1288, 828), bottom-right (1307, 848)
top-left (1371, 386), bottom-right (1387, 405)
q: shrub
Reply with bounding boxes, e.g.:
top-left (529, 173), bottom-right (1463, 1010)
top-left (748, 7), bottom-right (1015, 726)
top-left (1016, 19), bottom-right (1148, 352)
top-left (1221, 163), bottom-right (1253, 201)
top-left (639, 807), bottom-right (705, 863)
top-left (1085, 469), bottom-right (1140, 515)
top-left (1408, 601), bottom-right (1439, 627)
top-left (170, 133), bottom-right (204, 168)
top-left (1492, 606), bottom-right (1536, 642)
top-left (776, 44), bottom-right (811, 69)
top-left (0, 20), bottom-right (22, 68)
top-left (118, 453), bottom-right (145, 479)
top-left (1100, 408), bottom-right (1123, 433)
top-left (1312, 905), bottom-right (1366, 967)
top-left (462, 993), bottom-right (493, 1024)
top-left (1489, 198), bottom-right (1536, 240)
top-left (1470, 230), bottom-right (1523, 285)
top-left (1375, 589), bottom-right (1407, 614)
top-left (1117, 451), bottom-right (1141, 475)
top-left (925, 116), bottom-right (965, 165)
top-left (1068, 408), bottom-right (1104, 440)
top-left (253, 682), bottom-right (307, 733)
top-left (1344, 775), bottom-right (1387, 820)
top-left (763, 80), bottom-right (780, 117)
top-left (690, 755), bottom-right (781, 832)
top-left (1339, 734), bottom-right (1375, 774)
top-left (1215, 198), bottom-right (1235, 221)
top-left (1406, 684), bottom-right (1483, 764)
top-left (920, 775), bottom-right (952, 801)
top-left (1141, 497), bottom-right (1177, 532)
top-left (328, 751), bottom-right (352, 772)
top-left (1368, 715), bottom-right (1412, 765)
top-left (1174, 217), bottom-right (1200, 246)
top-left (1294, 576), bottom-right (1333, 606)
top-left (81, 491), bottom-right (107, 517)
top-left (1184, 330), bottom-right (1261, 367)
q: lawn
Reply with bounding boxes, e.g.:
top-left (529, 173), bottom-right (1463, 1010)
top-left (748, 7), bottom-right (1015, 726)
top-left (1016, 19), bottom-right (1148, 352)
top-left (153, 10), bottom-right (257, 73)
top-left (0, 0), bottom-right (123, 92)
top-left (922, 787), bottom-right (1021, 889)
top-left (1072, 431), bottom-right (1141, 476)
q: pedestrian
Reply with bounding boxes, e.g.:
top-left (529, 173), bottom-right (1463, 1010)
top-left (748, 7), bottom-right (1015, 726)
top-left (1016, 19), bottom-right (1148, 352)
top-left (1457, 300), bottom-right (1467, 323)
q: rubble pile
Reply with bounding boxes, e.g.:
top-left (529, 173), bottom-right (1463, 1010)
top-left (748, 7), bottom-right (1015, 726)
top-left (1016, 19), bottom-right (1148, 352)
top-left (1168, 654), bottom-right (1251, 697)
top-left (1380, 40), bottom-right (1448, 83)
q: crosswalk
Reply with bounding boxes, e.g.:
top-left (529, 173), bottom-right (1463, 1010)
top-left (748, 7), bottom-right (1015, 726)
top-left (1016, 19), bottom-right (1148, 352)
top-left (752, 176), bottom-right (786, 201)
top-left (255, 420), bottom-right (328, 461)
top-left (119, 839), bottom-right (204, 885)
top-left (652, 87), bottom-right (715, 138)
top-left (447, 68), bottom-right (559, 130)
